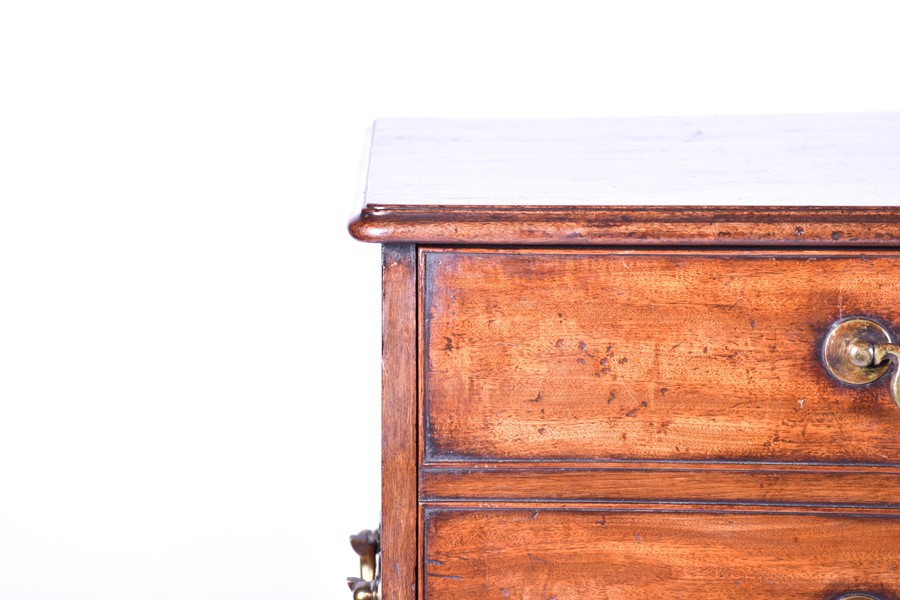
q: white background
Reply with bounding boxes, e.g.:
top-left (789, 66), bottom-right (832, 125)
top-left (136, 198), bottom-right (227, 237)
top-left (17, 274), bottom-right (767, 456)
top-left (1, 1), bottom-right (899, 598)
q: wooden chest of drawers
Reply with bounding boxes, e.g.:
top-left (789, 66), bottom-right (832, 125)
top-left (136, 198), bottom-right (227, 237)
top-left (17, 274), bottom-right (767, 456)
top-left (348, 115), bottom-right (900, 600)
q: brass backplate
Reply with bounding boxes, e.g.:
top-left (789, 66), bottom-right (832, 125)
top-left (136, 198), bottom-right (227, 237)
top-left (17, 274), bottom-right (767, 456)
top-left (823, 318), bottom-right (892, 385)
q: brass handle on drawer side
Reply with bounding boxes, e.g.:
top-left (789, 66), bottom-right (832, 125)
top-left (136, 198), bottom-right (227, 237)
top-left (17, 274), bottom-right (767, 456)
top-left (872, 343), bottom-right (900, 408)
top-left (347, 529), bottom-right (380, 600)
top-left (824, 317), bottom-right (900, 409)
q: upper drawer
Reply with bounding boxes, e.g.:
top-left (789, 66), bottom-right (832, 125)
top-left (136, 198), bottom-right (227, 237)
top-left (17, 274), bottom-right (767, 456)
top-left (422, 249), bottom-right (900, 465)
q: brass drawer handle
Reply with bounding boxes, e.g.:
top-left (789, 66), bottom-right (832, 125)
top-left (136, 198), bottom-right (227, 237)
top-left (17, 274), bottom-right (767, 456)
top-left (347, 528), bottom-right (380, 600)
top-left (824, 317), bottom-right (900, 409)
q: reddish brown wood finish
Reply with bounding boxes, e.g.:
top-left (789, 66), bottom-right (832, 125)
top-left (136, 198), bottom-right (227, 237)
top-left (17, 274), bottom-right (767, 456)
top-left (419, 466), bottom-right (900, 507)
top-left (423, 506), bottom-right (900, 599)
top-left (356, 205), bottom-right (900, 598)
top-left (423, 249), bottom-right (900, 465)
top-left (381, 244), bottom-right (418, 600)
top-left (349, 206), bottom-right (900, 246)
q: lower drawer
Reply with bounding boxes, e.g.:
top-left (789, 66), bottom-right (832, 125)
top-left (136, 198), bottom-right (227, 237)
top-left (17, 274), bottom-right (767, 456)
top-left (423, 506), bottom-right (900, 599)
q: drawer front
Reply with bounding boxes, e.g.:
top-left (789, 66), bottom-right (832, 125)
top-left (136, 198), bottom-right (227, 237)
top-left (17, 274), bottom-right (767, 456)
top-left (423, 507), bottom-right (900, 599)
top-left (423, 249), bottom-right (900, 464)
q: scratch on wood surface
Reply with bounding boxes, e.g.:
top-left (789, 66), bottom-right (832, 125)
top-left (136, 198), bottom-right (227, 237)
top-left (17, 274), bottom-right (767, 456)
top-left (619, 381), bottom-right (637, 403)
top-left (528, 553), bottom-right (548, 569)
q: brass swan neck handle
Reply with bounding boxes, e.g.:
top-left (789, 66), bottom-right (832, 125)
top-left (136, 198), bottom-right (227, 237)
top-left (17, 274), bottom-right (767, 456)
top-left (872, 343), bottom-right (900, 408)
top-left (824, 318), bottom-right (900, 409)
top-left (347, 529), bottom-right (381, 600)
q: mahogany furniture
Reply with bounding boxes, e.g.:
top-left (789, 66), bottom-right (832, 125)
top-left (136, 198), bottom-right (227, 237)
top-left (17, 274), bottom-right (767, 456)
top-left (348, 115), bottom-right (900, 600)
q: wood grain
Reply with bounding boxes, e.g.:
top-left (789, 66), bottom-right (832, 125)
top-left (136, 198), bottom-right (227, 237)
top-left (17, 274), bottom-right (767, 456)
top-left (381, 244), bottom-right (418, 600)
top-left (355, 119), bottom-right (900, 599)
top-left (423, 249), bottom-right (900, 464)
top-left (349, 206), bottom-right (900, 246)
top-left (423, 507), bottom-right (900, 599)
top-left (419, 467), bottom-right (900, 507)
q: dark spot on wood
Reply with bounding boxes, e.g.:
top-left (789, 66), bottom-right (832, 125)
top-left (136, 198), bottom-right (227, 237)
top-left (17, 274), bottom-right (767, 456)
top-left (703, 346), bottom-right (709, 354)
top-left (717, 231), bottom-right (731, 237)
top-left (529, 391), bottom-right (543, 403)
top-left (600, 367), bottom-right (611, 375)
top-left (577, 358), bottom-right (586, 365)
top-left (660, 387), bottom-right (668, 396)
top-left (555, 338), bottom-right (564, 348)
top-left (641, 401), bottom-right (647, 407)
top-left (607, 391), bottom-right (617, 404)
top-left (832, 230), bottom-right (843, 240)
top-left (749, 318), bottom-right (756, 329)
top-left (620, 214), bottom-right (633, 222)
top-left (723, 349), bottom-right (743, 362)
top-left (794, 226), bottom-right (804, 237)
top-left (626, 408), bottom-right (639, 417)
top-left (596, 515), bottom-right (606, 525)
top-left (443, 337), bottom-right (453, 351)
top-left (538, 427), bottom-right (546, 434)
top-left (600, 357), bottom-right (609, 365)
top-left (578, 341), bottom-right (595, 357)
top-left (607, 345), bottom-right (614, 352)
top-left (619, 357), bottom-right (628, 364)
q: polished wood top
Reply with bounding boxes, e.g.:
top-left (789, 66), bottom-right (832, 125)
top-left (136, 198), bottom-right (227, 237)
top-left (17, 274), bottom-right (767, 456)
top-left (363, 114), bottom-right (900, 207)
top-left (350, 115), bottom-right (900, 245)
